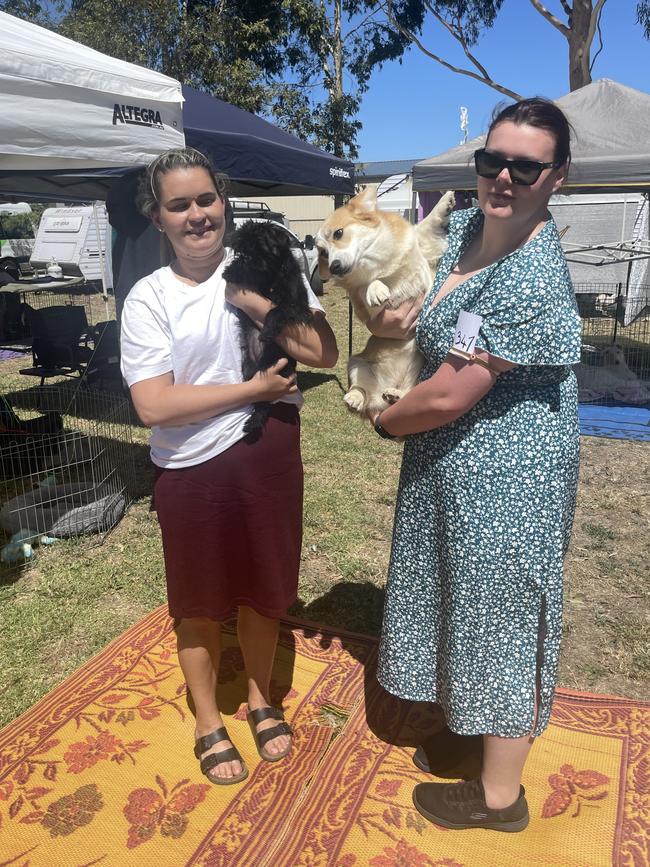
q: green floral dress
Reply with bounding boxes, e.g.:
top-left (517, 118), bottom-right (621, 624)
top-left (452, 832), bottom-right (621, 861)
top-left (377, 207), bottom-right (582, 737)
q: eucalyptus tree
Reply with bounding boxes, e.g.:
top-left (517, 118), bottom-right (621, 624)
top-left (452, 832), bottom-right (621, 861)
top-left (638, 1), bottom-right (650, 38)
top-left (377, 0), bottom-right (619, 98)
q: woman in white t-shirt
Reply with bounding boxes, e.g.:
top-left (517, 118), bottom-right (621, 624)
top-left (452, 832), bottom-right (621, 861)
top-left (120, 147), bottom-right (338, 786)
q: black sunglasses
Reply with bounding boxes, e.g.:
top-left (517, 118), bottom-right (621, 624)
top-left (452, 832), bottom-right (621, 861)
top-left (474, 148), bottom-right (562, 186)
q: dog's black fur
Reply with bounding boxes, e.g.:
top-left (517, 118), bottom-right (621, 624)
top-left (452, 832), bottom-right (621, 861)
top-left (223, 221), bottom-right (313, 437)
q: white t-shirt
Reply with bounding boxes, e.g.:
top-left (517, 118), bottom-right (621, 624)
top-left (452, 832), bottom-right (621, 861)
top-left (120, 249), bottom-right (324, 469)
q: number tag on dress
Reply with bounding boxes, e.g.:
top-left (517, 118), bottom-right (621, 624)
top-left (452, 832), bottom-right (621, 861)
top-left (452, 310), bottom-right (483, 355)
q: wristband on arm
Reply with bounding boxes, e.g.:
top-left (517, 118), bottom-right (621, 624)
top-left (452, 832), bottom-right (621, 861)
top-left (374, 412), bottom-right (399, 440)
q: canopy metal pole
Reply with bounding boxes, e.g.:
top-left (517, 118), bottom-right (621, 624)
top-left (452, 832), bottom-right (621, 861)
top-left (92, 201), bottom-right (110, 320)
top-left (613, 282), bottom-right (623, 344)
top-left (348, 299), bottom-right (353, 359)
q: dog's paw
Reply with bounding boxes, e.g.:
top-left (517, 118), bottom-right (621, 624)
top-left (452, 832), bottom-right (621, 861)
top-left (343, 388), bottom-right (366, 413)
top-left (438, 190), bottom-right (455, 221)
top-left (382, 388), bottom-right (404, 405)
top-left (366, 280), bottom-right (391, 307)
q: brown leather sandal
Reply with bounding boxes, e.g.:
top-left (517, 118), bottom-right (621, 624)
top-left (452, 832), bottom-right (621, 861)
top-left (247, 706), bottom-right (292, 762)
top-left (193, 726), bottom-right (248, 785)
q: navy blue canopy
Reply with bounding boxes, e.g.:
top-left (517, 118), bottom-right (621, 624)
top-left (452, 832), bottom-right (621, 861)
top-left (107, 88), bottom-right (355, 306)
top-left (183, 87), bottom-right (355, 197)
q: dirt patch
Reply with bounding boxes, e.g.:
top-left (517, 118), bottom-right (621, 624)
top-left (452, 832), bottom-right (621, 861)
top-left (562, 436), bottom-right (650, 699)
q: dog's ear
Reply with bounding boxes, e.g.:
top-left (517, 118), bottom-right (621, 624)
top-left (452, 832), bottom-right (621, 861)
top-left (348, 186), bottom-right (377, 215)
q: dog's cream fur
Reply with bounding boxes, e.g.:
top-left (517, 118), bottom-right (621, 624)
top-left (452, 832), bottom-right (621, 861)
top-left (316, 187), bottom-right (455, 419)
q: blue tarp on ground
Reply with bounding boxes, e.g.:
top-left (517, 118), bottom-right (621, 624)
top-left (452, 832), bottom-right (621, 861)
top-left (579, 402), bottom-right (650, 441)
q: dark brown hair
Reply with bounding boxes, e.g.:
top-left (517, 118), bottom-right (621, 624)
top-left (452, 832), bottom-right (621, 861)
top-left (487, 97), bottom-right (572, 167)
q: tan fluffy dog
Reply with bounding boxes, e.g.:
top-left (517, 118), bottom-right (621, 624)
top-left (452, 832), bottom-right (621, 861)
top-left (316, 187), bottom-right (455, 420)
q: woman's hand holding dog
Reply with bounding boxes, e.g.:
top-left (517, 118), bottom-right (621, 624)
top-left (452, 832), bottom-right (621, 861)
top-left (252, 358), bottom-right (298, 401)
top-left (365, 294), bottom-right (424, 339)
top-left (226, 281), bottom-right (338, 369)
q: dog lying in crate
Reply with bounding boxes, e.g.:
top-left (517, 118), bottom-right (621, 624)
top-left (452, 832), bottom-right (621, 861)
top-left (576, 344), bottom-right (650, 404)
top-left (223, 221), bottom-right (313, 436)
top-left (315, 188), bottom-right (455, 421)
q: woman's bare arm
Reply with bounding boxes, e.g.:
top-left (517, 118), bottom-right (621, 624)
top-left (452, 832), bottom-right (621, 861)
top-left (225, 285), bottom-right (339, 367)
top-left (130, 358), bottom-right (298, 428)
top-left (376, 351), bottom-right (515, 437)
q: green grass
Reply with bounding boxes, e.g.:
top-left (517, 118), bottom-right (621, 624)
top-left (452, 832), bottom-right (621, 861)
top-left (582, 522), bottom-right (617, 543)
top-left (0, 505), bottom-right (165, 721)
top-left (0, 287), bottom-right (649, 727)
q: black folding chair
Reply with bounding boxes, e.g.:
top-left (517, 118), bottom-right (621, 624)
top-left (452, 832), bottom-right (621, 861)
top-left (0, 291), bottom-right (28, 342)
top-left (19, 305), bottom-right (93, 386)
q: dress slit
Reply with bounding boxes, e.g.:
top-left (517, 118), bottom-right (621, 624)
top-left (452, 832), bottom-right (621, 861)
top-left (530, 595), bottom-right (548, 736)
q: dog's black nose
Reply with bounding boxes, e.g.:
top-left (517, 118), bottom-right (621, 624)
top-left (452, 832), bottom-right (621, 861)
top-left (329, 260), bottom-right (349, 276)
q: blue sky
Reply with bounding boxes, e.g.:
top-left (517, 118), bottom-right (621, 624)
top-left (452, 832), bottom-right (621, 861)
top-left (354, 0), bottom-right (649, 164)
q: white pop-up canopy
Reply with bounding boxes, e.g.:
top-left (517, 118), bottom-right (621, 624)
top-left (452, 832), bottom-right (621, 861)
top-left (0, 11), bottom-right (184, 180)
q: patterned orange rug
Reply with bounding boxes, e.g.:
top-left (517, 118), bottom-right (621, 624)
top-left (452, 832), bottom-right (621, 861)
top-left (0, 605), bottom-right (647, 866)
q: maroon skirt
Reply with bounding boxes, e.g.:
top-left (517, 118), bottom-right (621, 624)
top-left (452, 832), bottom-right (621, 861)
top-left (153, 403), bottom-right (303, 621)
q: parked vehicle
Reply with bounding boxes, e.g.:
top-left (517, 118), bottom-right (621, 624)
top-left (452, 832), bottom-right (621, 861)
top-left (0, 203), bottom-right (36, 279)
top-left (302, 234), bottom-right (322, 296)
top-left (230, 200), bottom-right (323, 295)
top-left (230, 199), bottom-right (289, 230)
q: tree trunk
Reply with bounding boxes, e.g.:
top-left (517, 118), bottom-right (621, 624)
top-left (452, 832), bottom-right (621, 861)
top-left (568, 0), bottom-right (594, 89)
top-left (333, 0), bottom-right (345, 208)
top-left (333, 0), bottom-right (343, 158)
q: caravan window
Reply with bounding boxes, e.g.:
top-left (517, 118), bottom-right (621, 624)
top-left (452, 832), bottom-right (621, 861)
top-left (47, 217), bottom-right (83, 233)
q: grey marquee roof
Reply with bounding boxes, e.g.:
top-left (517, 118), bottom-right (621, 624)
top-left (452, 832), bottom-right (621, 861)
top-left (356, 159), bottom-right (426, 183)
top-left (413, 79), bottom-right (650, 193)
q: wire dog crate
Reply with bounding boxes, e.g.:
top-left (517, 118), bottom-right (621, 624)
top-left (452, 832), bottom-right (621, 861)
top-left (21, 284), bottom-right (113, 322)
top-left (0, 385), bottom-right (136, 558)
top-left (575, 284), bottom-right (650, 404)
top-left (0, 284), bottom-right (114, 349)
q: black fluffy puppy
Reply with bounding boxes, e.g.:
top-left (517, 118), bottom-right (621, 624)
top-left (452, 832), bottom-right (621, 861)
top-left (223, 221), bottom-right (313, 437)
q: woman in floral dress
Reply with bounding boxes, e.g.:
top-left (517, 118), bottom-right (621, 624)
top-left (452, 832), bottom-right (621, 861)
top-left (372, 98), bottom-right (581, 832)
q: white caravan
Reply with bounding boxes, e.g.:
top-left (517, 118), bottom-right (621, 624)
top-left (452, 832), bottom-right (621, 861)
top-left (30, 203), bottom-right (112, 288)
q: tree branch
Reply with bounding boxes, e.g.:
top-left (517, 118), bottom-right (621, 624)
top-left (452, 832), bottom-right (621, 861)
top-left (343, 7), bottom-right (382, 43)
top-left (385, 11), bottom-right (523, 101)
top-left (586, 0), bottom-right (608, 51)
top-left (529, 0), bottom-right (571, 36)
top-left (426, 3), bottom-right (493, 82)
top-left (280, 78), bottom-right (325, 91)
top-left (559, 0), bottom-right (572, 17)
top-left (589, 0), bottom-right (608, 71)
top-left (317, 28), bottom-right (334, 82)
